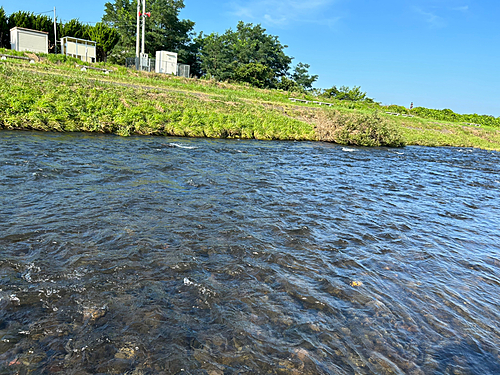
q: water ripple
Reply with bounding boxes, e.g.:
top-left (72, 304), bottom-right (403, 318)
top-left (0, 131), bottom-right (499, 373)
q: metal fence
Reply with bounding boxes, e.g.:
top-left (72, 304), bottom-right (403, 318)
top-left (126, 57), bottom-right (191, 78)
top-left (177, 64), bottom-right (190, 78)
top-left (125, 57), bottom-right (156, 72)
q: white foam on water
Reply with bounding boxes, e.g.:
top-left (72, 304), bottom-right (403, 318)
top-left (342, 147), bottom-right (357, 152)
top-left (183, 277), bottom-right (215, 297)
top-left (169, 143), bottom-right (198, 149)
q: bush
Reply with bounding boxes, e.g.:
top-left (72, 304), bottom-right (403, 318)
top-left (315, 109), bottom-right (406, 147)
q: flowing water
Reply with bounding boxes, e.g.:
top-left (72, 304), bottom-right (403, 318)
top-left (0, 131), bottom-right (499, 374)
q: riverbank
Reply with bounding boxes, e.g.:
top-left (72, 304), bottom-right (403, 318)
top-left (1, 51), bottom-right (499, 150)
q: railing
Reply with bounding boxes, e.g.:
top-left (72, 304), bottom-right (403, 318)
top-left (0, 54), bottom-right (35, 63)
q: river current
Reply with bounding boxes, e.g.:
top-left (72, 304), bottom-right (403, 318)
top-left (0, 131), bottom-right (499, 374)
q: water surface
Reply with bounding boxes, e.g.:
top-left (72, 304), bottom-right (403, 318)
top-left (1, 131), bottom-right (499, 374)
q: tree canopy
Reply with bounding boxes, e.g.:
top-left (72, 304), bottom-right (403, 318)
top-left (102, 0), bottom-right (195, 64)
top-left (1, 9), bottom-right (119, 60)
top-left (321, 85), bottom-right (374, 102)
top-left (291, 63), bottom-right (318, 91)
top-left (0, 7), bottom-right (9, 48)
top-left (197, 21), bottom-right (293, 88)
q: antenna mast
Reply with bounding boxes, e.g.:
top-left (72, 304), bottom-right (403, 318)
top-left (53, 7), bottom-right (57, 54)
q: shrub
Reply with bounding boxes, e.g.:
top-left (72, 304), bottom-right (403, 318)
top-left (315, 110), bottom-right (406, 147)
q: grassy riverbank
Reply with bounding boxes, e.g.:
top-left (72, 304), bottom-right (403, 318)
top-left (1, 50), bottom-right (499, 150)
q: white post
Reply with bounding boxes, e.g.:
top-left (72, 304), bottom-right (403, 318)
top-left (53, 7), bottom-right (57, 54)
top-left (136, 0), bottom-right (140, 58)
top-left (141, 0), bottom-right (146, 55)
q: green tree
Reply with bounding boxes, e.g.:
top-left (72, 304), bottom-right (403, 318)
top-left (322, 85), bottom-right (373, 102)
top-left (148, 0), bottom-right (194, 54)
top-left (102, 0), bottom-right (136, 62)
top-left (0, 7), bottom-right (9, 48)
top-left (198, 21), bottom-right (293, 88)
top-left (60, 19), bottom-right (91, 40)
top-left (180, 31), bottom-right (203, 77)
top-left (291, 62), bottom-right (318, 91)
top-left (102, 0), bottom-right (195, 64)
top-left (233, 63), bottom-right (274, 88)
top-left (196, 31), bottom-right (234, 81)
top-left (276, 76), bottom-right (303, 93)
top-left (88, 22), bottom-right (120, 61)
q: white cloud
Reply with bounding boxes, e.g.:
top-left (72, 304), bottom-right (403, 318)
top-left (227, 0), bottom-right (340, 27)
top-left (453, 5), bottom-right (469, 12)
top-left (412, 7), bottom-right (447, 28)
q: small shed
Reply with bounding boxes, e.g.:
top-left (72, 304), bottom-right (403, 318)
top-left (61, 36), bottom-right (97, 63)
top-left (155, 51), bottom-right (177, 75)
top-left (10, 27), bottom-right (48, 54)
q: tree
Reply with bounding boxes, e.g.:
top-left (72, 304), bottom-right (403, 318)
top-left (198, 21), bottom-right (293, 88)
top-left (233, 63), bottom-right (274, 88)
top-left (102, 0), bottom-right (195, 64)
top-left (102, 0), bottom-right (137, 62)
top-left (196, 31), bottom-right (234, 81)
top-left (60, 19), bottom-right (91, 40)
top-left (148, 0), bottom-right (194, 54)
top-left (88, 22), bottom-right (120, 61)
top-left (322, 85), bottom-right (373, 102)
top-left (276, 76), bottom-right (303, 92)
top-left (291, 62), bottom-right (318, 91)
top-left (0, 7), bottom-right (9, 48)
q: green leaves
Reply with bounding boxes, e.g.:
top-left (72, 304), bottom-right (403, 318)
top-left (102, 0), bottom-right (195, 64)
top-left (291, 63), bottom-right (318, 91)
top-left (88, 23), bottom-right (120, 60)
top-left (0, 7), bottom-right (8, 48)
top-left (321, 85), bottom-right (373, 102)
top-left (198, 22), bottom-right (293, 88)
top-left (315, 110), bottom-right (406, 147)
top-left (233, 63), bottom-right (274, 88)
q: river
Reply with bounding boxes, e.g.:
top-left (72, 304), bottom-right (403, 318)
top-left (1, 131), bottom-right (499, 374)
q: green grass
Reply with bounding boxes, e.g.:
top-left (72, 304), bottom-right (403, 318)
top-left (1, 49), bottom-right (499, 150)
top-left (0, 63), bottom-right (315, 141)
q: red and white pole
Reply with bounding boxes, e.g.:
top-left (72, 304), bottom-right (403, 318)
top-left (136, 0), bottom-right (140, 58)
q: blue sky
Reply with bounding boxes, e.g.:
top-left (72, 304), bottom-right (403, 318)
top-left (2, 0), bottom-right (499, 116)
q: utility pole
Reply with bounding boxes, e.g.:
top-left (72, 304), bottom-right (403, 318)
top-left (136, 0), bottom-right (140, 58)
top-left (135, 0), bottom-right (151, 70)
top-left (141, 0), bottom-right (146, 55)
top-left (53, 7), bottom-right (57, 54)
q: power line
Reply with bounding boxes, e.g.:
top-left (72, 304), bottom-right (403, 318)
top-left (34, 10), bottom-right (54, 15)
top-left (59, 19), bottom-right (98, 25)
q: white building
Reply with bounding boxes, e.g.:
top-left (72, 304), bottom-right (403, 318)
top-left (155, 51), bottom-right (177, 75)
top-left (10, 27), bottom-right (48, 54)
top-left (61, 37), bottom-right (97, 63)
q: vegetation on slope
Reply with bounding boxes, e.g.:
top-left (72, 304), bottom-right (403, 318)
top-left (1, 51), bottom-right (499, 150)
top-left (315, 111), bottom-right (405, 147)
top-left (0, 61), bottom-right (315, 141)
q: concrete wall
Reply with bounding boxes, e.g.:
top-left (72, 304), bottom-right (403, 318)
top-left (10, 27), bottom-right (48, 54)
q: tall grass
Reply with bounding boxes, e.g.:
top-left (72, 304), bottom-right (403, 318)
top-left (315, 109), bottom-right (406, 147)
top-left (0, 63), bottom-right (315, 141)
